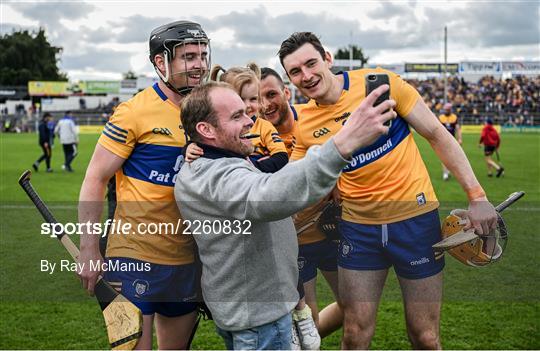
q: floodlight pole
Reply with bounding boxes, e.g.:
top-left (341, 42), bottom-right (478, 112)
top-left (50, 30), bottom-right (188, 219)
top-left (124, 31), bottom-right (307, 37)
top-left (443, 26), bottom-right (448, 104)
top-left (349, 31), bottom-right (353, 71)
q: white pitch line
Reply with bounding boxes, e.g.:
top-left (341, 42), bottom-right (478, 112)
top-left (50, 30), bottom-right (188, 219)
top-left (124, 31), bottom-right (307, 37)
top-left (2, 204), bottom-right (540, 211)
top-left (1, 204), bottom-right (78, 210)
top-left (438, 206), bottom-right (540, 212)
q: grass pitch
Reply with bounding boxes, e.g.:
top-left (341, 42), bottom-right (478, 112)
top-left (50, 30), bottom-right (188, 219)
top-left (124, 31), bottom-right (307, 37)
top-left (0, 131), bottom-right (538, 349)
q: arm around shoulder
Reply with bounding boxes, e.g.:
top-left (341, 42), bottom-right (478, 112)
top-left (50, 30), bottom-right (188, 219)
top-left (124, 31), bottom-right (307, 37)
top-left (182, 140), bottom-right (348, 222)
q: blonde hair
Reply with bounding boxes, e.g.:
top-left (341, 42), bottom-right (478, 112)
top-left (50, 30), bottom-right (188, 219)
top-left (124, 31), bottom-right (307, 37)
top-left (209, 62), bottom-right (261, 96)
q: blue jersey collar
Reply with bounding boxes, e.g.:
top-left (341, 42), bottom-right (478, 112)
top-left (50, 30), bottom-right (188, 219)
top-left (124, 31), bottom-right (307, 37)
top-left (153, 83), bottom-right (168, 101)
top-left (336, 71), bottom-right (350, 91)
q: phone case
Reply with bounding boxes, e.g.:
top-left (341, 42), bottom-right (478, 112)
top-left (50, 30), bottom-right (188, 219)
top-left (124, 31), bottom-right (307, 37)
top-left (365, 73), bottom-right (391, 126)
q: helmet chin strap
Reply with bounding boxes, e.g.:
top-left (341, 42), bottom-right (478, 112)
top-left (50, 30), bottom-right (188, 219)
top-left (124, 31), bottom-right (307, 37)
top-left (164, 80), bottom-right (194, 97)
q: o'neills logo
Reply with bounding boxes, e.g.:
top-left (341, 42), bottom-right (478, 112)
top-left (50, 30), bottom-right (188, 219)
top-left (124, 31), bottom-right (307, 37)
top-left (347, 138), bottom-right (393, 169)
top-left (410, 257), bottom-right (430, 266)
top-left (334, 112), bottom-right (351, 123)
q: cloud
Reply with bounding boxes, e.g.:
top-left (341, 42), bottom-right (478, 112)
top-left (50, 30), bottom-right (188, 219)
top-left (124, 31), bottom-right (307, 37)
top-left (7, 1), bottom-right (96, 28)
top-left (367, 1), bottom-right (417, 20)
top-left (79, 26), bottom-right (114, 44)
top-left (114, 15), bottom-right (175, 43)
top-left (5, 1), bottom-right (104, 55)
top-left (199, 6), bottom-right (362, 48)
top-left (189, 5), bottom-right (426, 59)
top-left (0, 23), bottom-right (37, 36)
top-left (424, 1), bottom-right (539, 48)
top-left (3, 1), bottom-right (538, 81)
top-left (61, 48), bottom-right (133, 73)
top-left (211, 44), bottom-right (278, 70)
top-left (461, 1), bottom-right (539, 47)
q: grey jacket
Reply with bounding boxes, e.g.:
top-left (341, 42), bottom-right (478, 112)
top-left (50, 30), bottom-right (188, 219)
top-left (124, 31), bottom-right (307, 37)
top-left (54, 116), bottom-right (78, 144)
top-left (174, 139), bottom-right (348, 331)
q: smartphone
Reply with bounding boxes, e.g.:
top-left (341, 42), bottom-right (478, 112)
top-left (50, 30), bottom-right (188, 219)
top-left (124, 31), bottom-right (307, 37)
top-left (365, 73), bottom-right (391, 127)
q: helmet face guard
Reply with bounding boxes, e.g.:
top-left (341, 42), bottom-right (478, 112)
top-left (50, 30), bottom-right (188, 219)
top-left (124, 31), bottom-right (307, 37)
top-left (149, 21), bottom-right (211, 96)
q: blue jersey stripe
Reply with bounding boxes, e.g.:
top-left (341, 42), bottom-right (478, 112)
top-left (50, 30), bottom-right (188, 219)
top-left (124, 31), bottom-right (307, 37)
top-left (122, 143), bottom-right (184, 187)
top-left (343, 71), bottom-right (350, 91)
top-left (291, 105), bottom-right (298, 121)
top-left (102, 130), bottom-right (126, 143)
top-left (106, 122), bottom-right (128, 135)
top-left (343, 116), bottom-right (410, 172)
top-left (104, 124), bottom-right (128, 140)
top-left (153, 83), bottom-right (168, 101)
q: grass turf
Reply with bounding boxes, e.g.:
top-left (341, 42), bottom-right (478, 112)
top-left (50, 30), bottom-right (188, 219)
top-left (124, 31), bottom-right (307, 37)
top-left (0, 131), bottom-right (538, 349)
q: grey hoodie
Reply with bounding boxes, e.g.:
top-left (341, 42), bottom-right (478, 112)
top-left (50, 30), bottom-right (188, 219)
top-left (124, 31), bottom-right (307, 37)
top-left (174, 139), bottom-right (348, 331)
top-left (54, 116), bottom-right (78, 144)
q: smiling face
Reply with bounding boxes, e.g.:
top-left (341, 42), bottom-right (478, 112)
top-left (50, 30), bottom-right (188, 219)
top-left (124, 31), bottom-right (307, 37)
top-left (210, 87), bottom-right (255, 156)
top-left (168, 42), bottom-right (209, 89)
top-left (260, 75), bottom-right (291, 127)
top-left (239, 81), bottom-right (260, 117)
top-left (282, 43), bottom-right (334, 102)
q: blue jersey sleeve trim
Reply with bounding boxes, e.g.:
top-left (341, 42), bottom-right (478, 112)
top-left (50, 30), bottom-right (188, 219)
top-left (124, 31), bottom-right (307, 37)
top-left (106, 122), bottom-right (128, 135)
top-left (104, 124), bottom-right (128, 140)
top-left (102, 130), bottom-right (126, 143)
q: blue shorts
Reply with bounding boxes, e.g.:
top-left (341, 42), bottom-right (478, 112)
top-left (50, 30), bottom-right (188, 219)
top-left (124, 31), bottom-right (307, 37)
top-left (298, 239), bottom-right (338, 282)
top-left (338, 209), bottom-right (445, 279)
top-left (103, 257), bottom-right (198, 317)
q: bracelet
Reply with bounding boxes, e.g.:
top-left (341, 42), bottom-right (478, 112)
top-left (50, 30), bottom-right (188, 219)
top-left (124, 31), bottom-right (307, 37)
top-left (466, 185), bottom-right (486, 201)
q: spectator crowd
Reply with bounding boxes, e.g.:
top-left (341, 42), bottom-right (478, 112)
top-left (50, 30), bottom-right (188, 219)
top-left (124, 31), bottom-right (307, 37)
top-left (407, 75), bottom-right (540, 125)
top-left (2, 75), bottom-right (540, 133)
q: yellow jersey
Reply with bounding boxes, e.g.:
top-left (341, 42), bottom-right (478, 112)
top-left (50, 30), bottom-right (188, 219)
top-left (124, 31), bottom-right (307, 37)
top-left (281, 105), bottom-right (327, 245)
top-left (99, 83), bottom-right (193, 265)
top-left (279, 105), bottom-right (301, 156)
top-left (249, 116), bottom-right (288, 158)
top-left (291, 69), bottom-right (438, 224)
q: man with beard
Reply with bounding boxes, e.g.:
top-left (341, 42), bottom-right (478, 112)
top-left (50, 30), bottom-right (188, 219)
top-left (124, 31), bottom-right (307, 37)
top-left (260, 68), bottom-right (343, 344)
top-left (175, 81), bottom-right (395, 349)
top-left (78, 21), bottom-right (210, 349)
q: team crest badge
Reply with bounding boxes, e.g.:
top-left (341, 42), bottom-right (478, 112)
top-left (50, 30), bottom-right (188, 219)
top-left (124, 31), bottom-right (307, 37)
top-left (416, 192), bottom-right (427, 206)
top-left (133, 279), bottom-right (150, 297)
top-left (297, 256), bottom-right (307, 271)
top-left (340, 239), bottom-right (353, 258)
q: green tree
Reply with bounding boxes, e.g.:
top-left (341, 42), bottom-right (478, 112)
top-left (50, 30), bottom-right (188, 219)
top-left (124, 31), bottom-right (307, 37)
top-left (122, 70), bottom-right (137, 80)
top-left (334, 45), bottom-right (369, 68)
top-left (0, 28), bottom-right (67, 85)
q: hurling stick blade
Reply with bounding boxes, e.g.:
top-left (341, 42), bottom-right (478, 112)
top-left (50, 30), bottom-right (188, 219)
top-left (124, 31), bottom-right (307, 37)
top-left (18, 170), bottom-right (143, 350)
top-left (96, 281), bottom-right (143, 350)
top-left (433, 191), bottom-right (525, 253)
top-left (432, 229), bottom-right (478, 251)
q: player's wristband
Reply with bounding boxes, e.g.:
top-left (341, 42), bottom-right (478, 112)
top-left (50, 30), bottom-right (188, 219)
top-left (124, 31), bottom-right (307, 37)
top-left (466, 185), bottom-right (486, 201)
